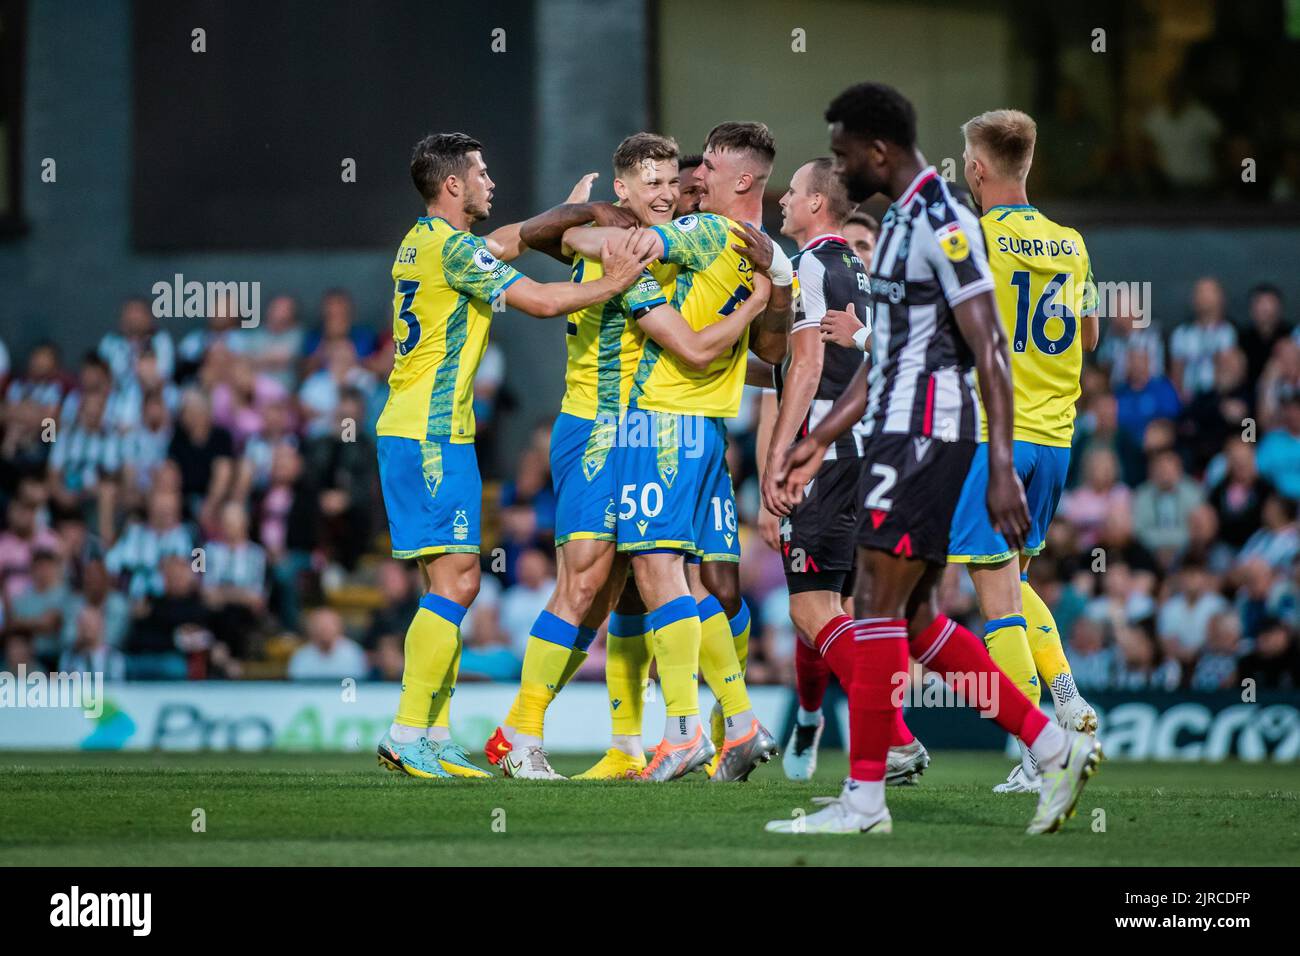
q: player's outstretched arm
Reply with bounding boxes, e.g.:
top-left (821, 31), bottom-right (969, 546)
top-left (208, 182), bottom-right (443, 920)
top-left (637, 274), bottom-right (772, 371)
top-left (773, 362), bottom-right (867, 510)
top-left (481, 221), bottom-right (528, 262)
top-left (762, 326), bottom-right (823, 516)
top-left (563, 224), bottom-right (661, 263)
top-left (953, 290), bottom-right (1030, 550)
top-left (519, 202), bottom-right (639, 263)
top-left (504, 231), bottom-right (649, 317)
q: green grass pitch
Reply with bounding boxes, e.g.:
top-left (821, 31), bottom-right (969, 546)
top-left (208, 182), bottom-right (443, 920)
top-left (2, 750), bottom-right (1297, 866)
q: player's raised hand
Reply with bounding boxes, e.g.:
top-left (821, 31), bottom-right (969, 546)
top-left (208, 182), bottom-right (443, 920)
top-left (590, 202), bottom-right (640, 229)
top-left (987, 468), bottom-right (1030, 552)
top-left (773, 436), bottom-right (824, 510)
top-left (820, 302), bottom-right (865, 348)
top-left (730, 222), bottom-right (774, 274)
top-left (599, 231), bottom-right (651, 290)
top-left (566, 172), bottom-right (599, 204)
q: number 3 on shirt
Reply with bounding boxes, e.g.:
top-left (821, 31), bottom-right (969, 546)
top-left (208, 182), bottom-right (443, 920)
top-left (394, 279), bottom-right (421, 355)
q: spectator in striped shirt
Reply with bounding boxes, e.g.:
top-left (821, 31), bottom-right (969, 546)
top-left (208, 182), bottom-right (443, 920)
top-left (1235, 494), bottom-right (1299, 572)
top-left (97, 296), bottom-right (176, 387)
top-left (1, 342), bottom-right (67, 471)
top-left (48, 390), bottom-right (123, 541)
top-left (59, 603), bottom-right (127, 683)
top-left (201, 501), bottom-right (267, 660)
top-left (58, 353), bottom-right (134, 434)
top-left (61, 558), bottom-right (130, 657)
top-left (1169, 276), bottom-right (1237, 398)
top-left (1096, 285), bottom-right (1166, 388)
top-left (120, 390), bottom-right (174, 510)
top-left (106, 489), bottom-right (194, 600)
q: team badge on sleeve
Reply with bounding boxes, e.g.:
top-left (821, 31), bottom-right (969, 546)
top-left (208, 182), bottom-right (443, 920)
top-left (935, 221), bottom-right (970, 262)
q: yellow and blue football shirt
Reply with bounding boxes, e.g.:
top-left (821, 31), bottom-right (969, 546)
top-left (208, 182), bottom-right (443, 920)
top-left (629, 213), bottom-right (755, 419)
top-left (980, 204), bottom-right (1097, 448)
top-left (950, 205), bottom-right (1096, 561)
top-left (376, 215), bottom-right (522, 444)
top-left (560, 254), bottom-right (675, 420)
top-left (552, 256), bottom-right (670, 545)
top-left (614, 213), bottom-right (752, 557)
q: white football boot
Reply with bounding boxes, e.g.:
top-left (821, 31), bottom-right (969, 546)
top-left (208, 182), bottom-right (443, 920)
top-left (501, 744), bottom-right (567, 780)
top-left (1026, 731), bottom-right (1104, 834)
top-left (765, 779), bottom-right (892, 835)
top-left (782, 712), bottom-right (825, 781)
top-left (993, 740), bottom-right (1041, 794)
top-left (885, 739), bottom-right (930, 786)
top-left (1056, 694), bottom-right (1099, 734)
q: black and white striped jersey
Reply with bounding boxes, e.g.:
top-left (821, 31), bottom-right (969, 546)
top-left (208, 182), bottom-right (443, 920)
top-left (864, 167), bottom-right (994, 443)
top-left (775, 234), bottom-right (872, 460)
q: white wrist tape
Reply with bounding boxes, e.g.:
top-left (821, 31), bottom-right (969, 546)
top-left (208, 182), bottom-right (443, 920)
top-left (768, 243), bottom-right (794, 287)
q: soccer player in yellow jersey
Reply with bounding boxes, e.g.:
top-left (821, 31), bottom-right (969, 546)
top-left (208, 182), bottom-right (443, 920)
top-left (945, 110), bottom-right (1101, 792)
top-left (482, 133), bottom-right (770, 778)
top-left (565, 123), bottom-right (792, 781)
top-left (374, 132), bottom-right (653, 779)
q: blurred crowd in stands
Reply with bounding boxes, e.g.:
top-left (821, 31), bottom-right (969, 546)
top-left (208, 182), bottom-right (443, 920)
top-left (1, 273), bottom-right (1298, 692)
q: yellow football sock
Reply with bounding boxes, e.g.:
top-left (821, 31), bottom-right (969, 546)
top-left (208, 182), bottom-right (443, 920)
top-left (984, 614), bottom-right (1039, 705)
top-left (698, 596), bottom-right (751, 717)
top-left (606, 613), bottom-right (653, 735)
top-left (395, 594), bottom-right (467, 728)
top-left (556, 626), bottom-right (598, 691)
top-left (512, 611), bottom-right (580, 739)
top-left (648, 596), bottom-right (701, 718)
top-left (1022, 576), bottom-right (1073, 692)
top-left (428, 635), bottom-right (461, 730)
top-left (729, 599), bottom-right (752, 676)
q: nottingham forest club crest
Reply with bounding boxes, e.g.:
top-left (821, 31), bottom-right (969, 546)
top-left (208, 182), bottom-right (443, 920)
top-left (452, 509), bottom-right (469, 541)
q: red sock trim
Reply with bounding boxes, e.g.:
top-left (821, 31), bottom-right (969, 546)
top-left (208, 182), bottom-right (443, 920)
top-left (813, 614), bottom-right (857, 690)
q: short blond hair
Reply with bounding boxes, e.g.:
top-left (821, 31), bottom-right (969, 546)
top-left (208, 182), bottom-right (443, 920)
top-left (961, 109), bottom-right (1037, 180)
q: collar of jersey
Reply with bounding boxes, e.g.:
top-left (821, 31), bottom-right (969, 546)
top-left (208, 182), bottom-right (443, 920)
top-left (897, 166), bottom-right (939, 207)
top-left (984, 204), bottom-right (1036, 212)
top-left (800, 233), bottom-right (847, 252)
top-left (416, 215), bottom-right (453, 228)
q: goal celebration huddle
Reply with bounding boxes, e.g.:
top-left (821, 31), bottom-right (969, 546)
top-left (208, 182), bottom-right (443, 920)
top-left (372, 81), bottom-right (1103, 836)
